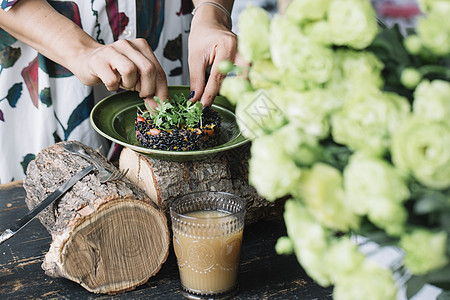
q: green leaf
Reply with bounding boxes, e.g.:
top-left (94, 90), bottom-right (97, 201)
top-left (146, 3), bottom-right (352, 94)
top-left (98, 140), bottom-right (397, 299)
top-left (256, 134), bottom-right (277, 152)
top-left (406, 275), bottom-right (427, 299)
top-left (142, 93), bottom-right (203, 130)
top-left (428, 264), bottom-right (450, 285)
top-left (414, 193), bottom-right (450, 215)
top-left (369, 24), bottom-right (410, 66)
top-left (437, 290), bottom-right (450, 300)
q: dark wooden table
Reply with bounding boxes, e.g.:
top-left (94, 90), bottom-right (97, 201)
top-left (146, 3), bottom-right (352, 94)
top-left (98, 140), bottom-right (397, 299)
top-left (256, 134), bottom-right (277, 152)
top-left (0, 181), bottom-right (332, 299)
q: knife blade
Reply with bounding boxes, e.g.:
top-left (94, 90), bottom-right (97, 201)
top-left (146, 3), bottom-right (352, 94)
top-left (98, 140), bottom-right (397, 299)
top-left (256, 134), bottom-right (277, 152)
top-left (0, 165), bottom-right (94, 245)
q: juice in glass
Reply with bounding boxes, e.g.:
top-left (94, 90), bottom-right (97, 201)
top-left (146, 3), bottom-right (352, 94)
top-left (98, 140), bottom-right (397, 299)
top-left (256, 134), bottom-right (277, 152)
top-left (170, 192), bottom-right (245, 299)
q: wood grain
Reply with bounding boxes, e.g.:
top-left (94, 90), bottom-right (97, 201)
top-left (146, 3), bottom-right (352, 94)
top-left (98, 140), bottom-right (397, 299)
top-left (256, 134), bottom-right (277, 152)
top-left (21, 142), bottom-right (170, 294)
top-left (119, 146), bottom-right (284, 224)
top-left (0, 180), bottom-right (333, 299)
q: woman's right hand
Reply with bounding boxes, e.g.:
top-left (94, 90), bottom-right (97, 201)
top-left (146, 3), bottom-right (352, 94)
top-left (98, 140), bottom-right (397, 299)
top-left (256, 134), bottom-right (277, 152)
top-left (0, 0), bottom-right (168, 104)
top-left (70, 38), bottom-right (169, 106)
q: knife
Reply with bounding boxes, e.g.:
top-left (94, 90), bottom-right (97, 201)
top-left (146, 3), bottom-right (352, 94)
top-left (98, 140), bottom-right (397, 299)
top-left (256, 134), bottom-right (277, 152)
top-left (0, 165), bottom-right (94, 245)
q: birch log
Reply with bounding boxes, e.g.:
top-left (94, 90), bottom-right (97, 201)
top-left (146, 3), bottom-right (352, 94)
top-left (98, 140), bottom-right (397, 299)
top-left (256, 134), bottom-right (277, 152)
top-left (23, 141), bottom-right (169, 294)
top-left (118, 146), bottom-right (282, 224)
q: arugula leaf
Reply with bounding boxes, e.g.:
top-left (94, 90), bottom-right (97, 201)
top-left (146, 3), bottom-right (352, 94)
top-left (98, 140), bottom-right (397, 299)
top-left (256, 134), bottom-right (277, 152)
top-left (142, 93), bottom-right (204, 129)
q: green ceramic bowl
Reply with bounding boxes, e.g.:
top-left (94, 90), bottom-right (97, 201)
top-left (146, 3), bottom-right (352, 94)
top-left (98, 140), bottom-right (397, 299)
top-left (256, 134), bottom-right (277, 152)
top-left (90, 86), bottom-right (249, 161)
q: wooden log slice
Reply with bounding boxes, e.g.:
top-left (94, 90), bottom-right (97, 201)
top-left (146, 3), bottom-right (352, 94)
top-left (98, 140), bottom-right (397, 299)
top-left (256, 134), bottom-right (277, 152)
top-left (119, 146), bottom-right (283, 224)
top-left (23, 141), bottom-right (169, 294)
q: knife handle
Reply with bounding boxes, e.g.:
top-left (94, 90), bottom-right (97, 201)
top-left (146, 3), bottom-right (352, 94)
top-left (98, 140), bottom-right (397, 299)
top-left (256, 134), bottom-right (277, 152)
top-left (0, 229), bottom-right (14, 245)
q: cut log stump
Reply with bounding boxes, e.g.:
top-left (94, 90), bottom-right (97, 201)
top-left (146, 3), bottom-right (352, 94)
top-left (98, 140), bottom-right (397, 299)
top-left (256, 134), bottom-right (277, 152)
top-left (23, 141), bottom-right (170, 294)
top-left (118, 146), bottom-right (282, 224)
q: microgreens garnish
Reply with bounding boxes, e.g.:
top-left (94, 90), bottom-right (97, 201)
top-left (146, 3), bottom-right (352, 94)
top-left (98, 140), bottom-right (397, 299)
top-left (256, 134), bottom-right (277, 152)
top-left (140, 94), bottom-right (203, 130)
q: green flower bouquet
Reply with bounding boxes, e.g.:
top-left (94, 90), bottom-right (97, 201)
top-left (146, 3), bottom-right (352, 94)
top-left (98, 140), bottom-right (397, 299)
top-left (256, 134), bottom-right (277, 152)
top-left (220, 0), bottom-right (450, 299)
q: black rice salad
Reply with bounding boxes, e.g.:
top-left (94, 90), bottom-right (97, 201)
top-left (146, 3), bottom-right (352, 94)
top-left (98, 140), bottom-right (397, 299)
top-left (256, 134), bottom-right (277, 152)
top-left (135, 94), bottom-right (221, 151)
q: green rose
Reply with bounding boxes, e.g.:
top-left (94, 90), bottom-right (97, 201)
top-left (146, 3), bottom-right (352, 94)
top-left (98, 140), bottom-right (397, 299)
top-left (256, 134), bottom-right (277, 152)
top-left (286, 0), bottom-right (331, 24)
top-left (284, 199), bottom-right (332, 286)
top-left (270, 15), bottom-right (303, 71)
top-left (333, 260), bottom-right (397, 300)
top-left (344, 152), bottom-right (410, 216)
top-left (281, 88), bottom-right (340, 139)
top-left (302, 21), bottom-right (332, 46)
top-left (404, 35), bottom-right (423, 55)
top-left (248, 59), bottom-right (282, 89)
top-left (400, 229), bottom-right (449, 275)
top-left (220, 76), bottom-right (253, 106)
top-left (327, 50), bottom-right (384, 108)
top-left (280, 69), bottom-right (314, 92)
top-left (235, 89), bottom-right (287, 140)
top-left (418, 0), bottom-right (450, 14)
top-left (327, 0), bottom-right (378, 49)
top-left (417, 10), bottom-right (450, 56)
top-left (413, 79), bottom-right (450, 125)
top-left (391, 116), bottom-right (450, 189)
top-left (237, 6), bottom-right (271, 62)
top-left (401, 68), bottom-right (422, 89)
top-left (293, 43), bottom-right (334, 84)
top-left (324, 237), bottom-right (366, 283)
top-left (275, 236), bottom-right (294, 255)
top-left (367, 200), bottom-right (408, 236)
top-left (249, 131), bottom-right (302, 201)
top-left (295, 163), bottom-right (361, 231)
top-left (333, 49), bottom-right (385, 91)
top-left (331, 90), bottom-right (411, 157)
top-left (344, 153), bottom-right (409, 236)
top-left (274, 123), bottom-right (321, 166)
top-left (270, 15), bottom-right (334, 85)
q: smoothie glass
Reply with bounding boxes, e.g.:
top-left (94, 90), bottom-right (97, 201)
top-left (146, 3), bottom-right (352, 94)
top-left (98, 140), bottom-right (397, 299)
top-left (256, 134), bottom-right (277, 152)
top-left (170, 191), bottom-right (246, 299)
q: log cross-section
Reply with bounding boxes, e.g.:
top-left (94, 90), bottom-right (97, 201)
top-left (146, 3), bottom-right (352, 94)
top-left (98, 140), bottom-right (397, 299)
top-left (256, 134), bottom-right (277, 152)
top-left (23, 141), bottom-right (169, 294)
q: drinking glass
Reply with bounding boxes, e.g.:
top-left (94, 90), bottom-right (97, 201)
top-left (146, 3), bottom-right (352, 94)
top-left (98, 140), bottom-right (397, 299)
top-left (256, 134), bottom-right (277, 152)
top-left (170, 191), bottom-right (246, 299)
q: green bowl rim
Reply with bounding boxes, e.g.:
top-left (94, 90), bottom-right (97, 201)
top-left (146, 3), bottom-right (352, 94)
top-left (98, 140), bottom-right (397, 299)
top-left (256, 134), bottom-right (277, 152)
top-left (90, 87), bottom-right (250, 158)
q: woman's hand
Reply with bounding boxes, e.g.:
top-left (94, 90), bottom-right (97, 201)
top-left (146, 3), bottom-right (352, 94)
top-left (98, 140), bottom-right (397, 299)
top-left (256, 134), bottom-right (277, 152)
top-left (188, 1), bottom-right (237, 106)
top-left (70, 38), bottom-right (169, 107)
top-left (0, 0), bottom-right (168, 105)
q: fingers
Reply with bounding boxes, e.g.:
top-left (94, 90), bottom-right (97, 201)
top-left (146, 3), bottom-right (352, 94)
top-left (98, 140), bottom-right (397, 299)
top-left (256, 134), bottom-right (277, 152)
top-left (188, 51), bottom-right (207, 103)
top-left (188, 36), bottom-right (208, 102)
top-left (93, 62), bottom-right (120, 91)
top-left (201, 61), bottom-right (227, 107)
top-left (233, 51), bottom-right (250, 69)
top-left (154, 71), bottom-right (169, 101)
top-left (88, 39), bottom-right (168, 101)
top-left (200, 38), bottom-right (237, 107)
top-left (128, 39), bottom-right (168, 100)
top-left (143, 97), bottom-right (158, 110)
top-left (188, 25), bottom-right (237, 106)
top-left (88, 47), bottom-right (134, 91)
top-left (126, 39), bottom-right (168, 100)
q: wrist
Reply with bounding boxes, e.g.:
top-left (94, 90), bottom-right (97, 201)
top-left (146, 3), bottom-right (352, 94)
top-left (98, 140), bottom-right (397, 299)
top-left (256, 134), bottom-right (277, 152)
top-left (191, 1), bottom-right (233, 30)
top-left (60, 36), bottom-right (98, 71)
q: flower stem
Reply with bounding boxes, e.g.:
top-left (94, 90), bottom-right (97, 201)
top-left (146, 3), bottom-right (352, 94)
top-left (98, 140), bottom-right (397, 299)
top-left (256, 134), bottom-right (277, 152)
top-left (418, 65), bottom-right (450, 79)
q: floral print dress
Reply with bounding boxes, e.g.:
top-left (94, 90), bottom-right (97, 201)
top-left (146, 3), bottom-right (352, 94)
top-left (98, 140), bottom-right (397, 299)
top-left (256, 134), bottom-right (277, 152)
top-left (0, 0), bottom-right (193, 183)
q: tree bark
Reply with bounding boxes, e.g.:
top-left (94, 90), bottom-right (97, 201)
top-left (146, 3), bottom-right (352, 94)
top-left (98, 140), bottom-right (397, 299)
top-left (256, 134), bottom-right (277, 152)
top-left (118, 146), bottom-right (283, 224)
top-left (23, 141), bottom-right (170, 294)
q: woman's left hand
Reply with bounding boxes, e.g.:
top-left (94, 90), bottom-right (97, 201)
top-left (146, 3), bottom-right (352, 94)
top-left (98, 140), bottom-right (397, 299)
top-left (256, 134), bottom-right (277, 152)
top-left (188, 2), bottom-right (237, 106)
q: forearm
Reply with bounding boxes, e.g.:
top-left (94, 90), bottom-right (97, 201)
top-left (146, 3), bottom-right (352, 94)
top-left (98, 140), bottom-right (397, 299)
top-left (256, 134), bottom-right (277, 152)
top-left (0, 0), bottom-right (100, 72)
top-left (0, 0), bottom-right (168, 99)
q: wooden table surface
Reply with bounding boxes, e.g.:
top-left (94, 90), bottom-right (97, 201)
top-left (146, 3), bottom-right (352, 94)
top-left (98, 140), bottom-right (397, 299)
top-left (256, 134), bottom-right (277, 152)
top-left (0, 181), bottom-right (333, 299)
